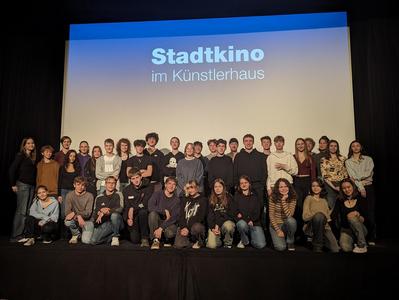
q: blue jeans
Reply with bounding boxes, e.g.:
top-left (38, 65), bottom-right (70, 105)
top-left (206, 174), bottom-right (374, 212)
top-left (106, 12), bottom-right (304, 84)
top-left (11, 181), bottom-right (35, 239)
top-left (340, 217), bottom-right (368, 251)
top-left (269, 217), bottom-right (297, 251)
top-left (65, 219), bottom-right (94, 244)
top-left (60, 189), bottom-right (73, 219)
top-left (90, 213), bottom-right (123, 245)
top-left (236, 220), bottom-right (266, 249)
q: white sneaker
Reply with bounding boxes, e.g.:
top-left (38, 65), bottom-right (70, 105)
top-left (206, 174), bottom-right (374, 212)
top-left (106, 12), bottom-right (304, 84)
top-left (42, 240), bottom-right (53, 244)
top-left (23, 238), bottom-right (35, 246)
top-left (163, 243), bottom-right (172, 248)
top-left (111, 237), bottom-right (119, 246)
top-left (353, 245), bottom-right (367, 254)
top-left (237, 241), bottom-right (245, 249)
top-left (151, 238), bottom-right (160, 250)
top-left (69, 235), bottom-right (79, 244)
top-left (192, 241), bottom-right (201, 249)
top-left (17, 237), bottom-right (29, 243)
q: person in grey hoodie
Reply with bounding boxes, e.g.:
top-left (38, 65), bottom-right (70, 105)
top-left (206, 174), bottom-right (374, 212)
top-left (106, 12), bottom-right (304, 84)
top-left (176, 143), bottom-right (203, 197)
top-left (22, 185), bottom-right (59, 246)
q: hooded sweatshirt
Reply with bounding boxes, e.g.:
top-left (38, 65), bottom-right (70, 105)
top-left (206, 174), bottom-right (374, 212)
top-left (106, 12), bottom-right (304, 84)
top-left (179, 195), bottom-right (208, 229)
top-left (266, 151), bottom-right (298, 190)
top-left (122, 179), bottom-right (154, 220)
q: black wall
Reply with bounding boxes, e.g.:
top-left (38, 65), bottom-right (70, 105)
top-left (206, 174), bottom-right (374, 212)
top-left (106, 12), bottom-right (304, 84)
top-left (1, 0), bottom-right (398, 237)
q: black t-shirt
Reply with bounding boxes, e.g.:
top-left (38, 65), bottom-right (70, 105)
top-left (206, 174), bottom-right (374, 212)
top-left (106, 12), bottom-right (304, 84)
top-left (119, 158), bottom-right (129, 183)
top-left (144, 149), bottom-right (165, 183)
top-left (163, 151), bottom-right (185, 178)
top-left (126, 155), bottom-right (152, 176)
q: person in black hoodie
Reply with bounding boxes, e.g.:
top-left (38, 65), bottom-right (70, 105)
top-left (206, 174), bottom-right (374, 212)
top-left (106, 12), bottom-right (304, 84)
top-left (90, 176), bottom-right (124, 246)
top-left (9, 137), bottom-right (37, 242)
top-left (336, 179), bottom-right (368, 253)
top-left (207, 139), bottom-right (234, 192)
top-left (174, 180), bottom-right (208, 249)
top-left (234, 175), bottom-right (266, 249)
top-left (206, 179), bottom-right (235, 249)
top-left (122, 169), bottom-right (154, 247)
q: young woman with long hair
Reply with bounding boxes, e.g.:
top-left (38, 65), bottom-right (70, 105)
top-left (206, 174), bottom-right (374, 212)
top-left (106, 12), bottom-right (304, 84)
top-left (84, 146), bottom-right (102, 196)
top-left (116, 138), bottom-right (132, 191)
top-left (206, 179), bottom-right (235, 249)
top-left (8, 137), bottom-right (37, 242)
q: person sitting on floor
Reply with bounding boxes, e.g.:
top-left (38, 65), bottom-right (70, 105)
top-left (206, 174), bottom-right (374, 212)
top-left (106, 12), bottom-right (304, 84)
top-left (23, 185), bottom-right (59, 246)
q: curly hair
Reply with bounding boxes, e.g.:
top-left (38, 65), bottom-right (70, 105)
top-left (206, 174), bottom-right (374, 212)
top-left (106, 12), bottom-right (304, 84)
top-left (270, 178), bottom-right (296, 203)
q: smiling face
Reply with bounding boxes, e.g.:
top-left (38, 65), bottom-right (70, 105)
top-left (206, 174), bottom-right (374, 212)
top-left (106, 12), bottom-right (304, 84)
top-left (208, 142), bottom-right (217, 153)
top-left (165, 179), bottom-right (177, 194)
top-left (68, 151), bottom-right (77, 163)
top-left (104, 142), bottom-right (114, 154)
top-left (278, 180), bottom-right (289, 196)
top-left (170, 138), bottom-right (180, 151)
top-left (306, 140), bottom-right (315, 152)
top-left (37, 187), bottom-right (48, 201)
top-left (275, 140), bottom-right (284, 151)
top-left (74, 181), bottom-right (86, 194)
top-left (105, 177), bottom-right (117, 192)
top-left (329, 142), bottom-right (338, 155)
top-left (351, 142), bottom-right (362, 155)
top-left (185, 144), bottom-right (194, 157)
top-left (213, 181), bottom-right (224, 196)
top-left (261, 139), bottom-right (271, 151)
top-left (147, 137), bottom-right (157, 147)
top-left (319, 139), bottom-right (328, 151)
top-left (24, 138), bottom-right (35, 152)
top-left (92, 147), bottom-right (102, 159)
top-left (216, 143), bottom-right (226, 155)
top-left (130, 174), bottom-right (142, 187)
top-left (311, 181), bottom-right (321, 195)
top-left (186, 183), bottom-right (199, 196)
top-left (42, 149), bottom-right (53, 160)
top-left (120, 142), bottom-right (128, 154)
top-left (296, 139), bottom-right (306, 152)
top-left (239, 178), bottom-right (250, 192)
top-left (79, 142), bottom-right (89, 155)
top-left (243, 137), bottom-right (254, 150)
top-left (229, 142), bottom-right (238, 152)
top-left (341, 181), bottom-right (354, 197)
top-left (62, 138), bottom-right (71, 150)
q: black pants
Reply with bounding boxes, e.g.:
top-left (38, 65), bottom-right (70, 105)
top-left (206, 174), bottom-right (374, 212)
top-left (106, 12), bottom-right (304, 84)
top-left (365, 184), bottom-right (376, 241)
top-left (24, 216), bottom-right (58, 242)
top-left (293, 176), bottom-right (311, 239)
top-left (127, 209), bottom-right (149, 243)
top-left (174, 223), bottom-right (206, 248)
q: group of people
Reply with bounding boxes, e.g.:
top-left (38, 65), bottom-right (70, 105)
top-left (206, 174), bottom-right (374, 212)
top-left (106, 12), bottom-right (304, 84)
top-left (9, 132), bottom-right (376, 253)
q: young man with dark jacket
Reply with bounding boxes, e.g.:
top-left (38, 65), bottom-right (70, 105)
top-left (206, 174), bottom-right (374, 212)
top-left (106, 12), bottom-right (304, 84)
top-left (207, 139), bottom-right (234, 192)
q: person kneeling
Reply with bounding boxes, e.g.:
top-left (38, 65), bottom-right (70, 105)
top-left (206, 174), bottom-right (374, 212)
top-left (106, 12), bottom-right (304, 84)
top-left (269, 178), bottom-right (297, 251)
top-left (90, 176), bottom-right (124, 246)
top-left (123, 168), bottom-right (154, 247)
top-left (23, 185), bottom-right (59, 246)
top-left (175, 180), bottom-right (207, 249)
top-left (206, 179), bottom-right (235, 249)
top-left (234, 176), bottom-right (266, 249)
top-left (148, 177), bottom-right (180, 249)
top-left (64, 176), bottom-right (94, 244)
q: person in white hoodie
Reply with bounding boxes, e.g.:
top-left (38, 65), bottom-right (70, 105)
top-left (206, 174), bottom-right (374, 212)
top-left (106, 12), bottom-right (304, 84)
top-left (266, 136), bottom-right (298, 196)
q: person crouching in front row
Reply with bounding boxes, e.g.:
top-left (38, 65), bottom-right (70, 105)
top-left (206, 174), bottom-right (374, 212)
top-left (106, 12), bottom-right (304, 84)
top-left (90, 176), bottom-right (124, 246)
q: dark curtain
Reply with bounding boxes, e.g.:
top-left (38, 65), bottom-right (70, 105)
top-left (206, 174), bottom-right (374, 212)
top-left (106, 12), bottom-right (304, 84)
top-left (0, 34), bottom-right (65, 235)
top-left (350, 15), bottom-right (399, 238)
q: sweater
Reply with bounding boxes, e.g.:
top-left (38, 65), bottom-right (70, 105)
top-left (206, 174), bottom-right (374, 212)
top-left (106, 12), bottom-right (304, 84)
top-left (337, 197), bottom-right (368, 229)
top-left (266, 151), bottom-right (298, 190)
top-left (176, 158), bottom-right (204, 196)
top-left (233, 192), bottom-right (261, 226)
top-left (233, 149), bottom-right (267, 187)
top-left (93, 190), bottom-right (124, 220)
top-left (207, 194), bottom-right (234, 229)
top-left (148, 190), bottom-right (180, 229)
top-left (95, 154), bottom-right (122, 189)
top-left (9, 152), bottom-right (36, 186)
top-left (29, 197), bottom-right (59, 223)
top-left (64, 191), bottom-right (94, 220)
top-left (302, 195), bottom-right (331, 231)
top-left (122, 179), bottom-right (154, 220)
top-left (269, 197), bottom-right (296, 232)
top-left (179, 195), bottom-right (208, 229)
top-left (207, 155), bottom-right (234, 191)
top-left (77, 154), bottom-right (91, 177)
top-left (144, 149), bottom-right (164, 183)
top-left (36, 160), bottom-right (59, 196)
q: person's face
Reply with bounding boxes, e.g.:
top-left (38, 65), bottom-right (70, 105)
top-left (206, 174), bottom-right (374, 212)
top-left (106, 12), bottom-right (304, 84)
top-left (243, 137), bottom-right (254, 150)
top-left (229, 142), bottom-right (238, 152)
top-left (329, 142), bottom-right (338, 154)
top-left (319, 139), bottom-right (328, 151)
top-left (68, 152), bottom-right (76, 163)
top-left (341, 181), bottom-right (354, 197)
top-left (79, 142), bottom-right (89, 155)
top-left (208, 142), bottom-right (217, 153)
top-left (185, 144), bottom-right (194, 157)
top-left (74, 181), bottom-right (86, 194)
top-left (105, 179), bottom-right (117, 192)
top-left (42, 149), bottom-right (53, 160)
top-left (278, 181), bottom-right (289, 196)
top-left (187, 184), bottom-right (198, 196)
top-left (306, 140), bottom-right (315, 152)
top-left (104, 142), bottom-right (114, 154)
top-left (165, 180), bottom-right (177, 193)
top-left (37, 188), bottom-right (48, 200)
top-left (216, 143), bottom-right (226, 155)
top-left (147, 137), bottom-right (157, 147)
top-left (24, 139), bottom-right (35, 152)
top-left (62, 138), bottom-right (71, 150)
top-left (275, 140), bottom-right (284, 151)
top-left (213, 182), bottom-right (224, 196)
top-left (296, 140), bottom-right (306, 152)
top-left (261, 139), bottom-right (272, 151)
top-left (130, 174), bottom-right (142, 187)
top-left (194, 144), bottom-right (202, 155)
top-left (170, 138), bottom-right (180, 151)
top-left (351, 142), bottom-right (362, 154)
top-left (135, 145), bottom-right (144, 155)
top-left (93, 148), bottom-right (101, 159)
top-left (311, 181), bottom-right (321, 195)
top-left (120, 142), bottom-right (128, 154)
top-left (239, 178), bottom-right (250, 191)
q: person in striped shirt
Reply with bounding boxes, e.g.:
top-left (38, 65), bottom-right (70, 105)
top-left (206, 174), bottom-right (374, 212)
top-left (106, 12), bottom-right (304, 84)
top-left (269, 178), bottom-right (297, 251)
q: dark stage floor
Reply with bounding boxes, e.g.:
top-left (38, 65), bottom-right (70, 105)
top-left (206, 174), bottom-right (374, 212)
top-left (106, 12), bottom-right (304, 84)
top-left (0, 238), bottom-right (398, 300)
